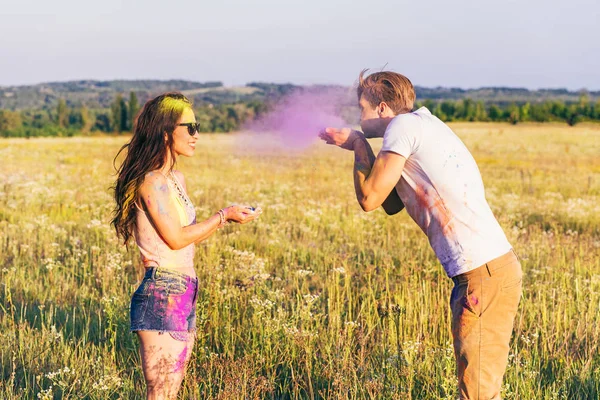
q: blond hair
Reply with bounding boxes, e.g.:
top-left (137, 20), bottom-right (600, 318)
top-left (357, 69), bottom-right (416, 114)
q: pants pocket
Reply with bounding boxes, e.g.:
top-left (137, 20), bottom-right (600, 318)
top-left (452, 279), bottom-right (482, 318)
top-left (501, 261), bottom-right (523, 296)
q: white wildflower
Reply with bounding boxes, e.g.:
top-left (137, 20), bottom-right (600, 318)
top-left (332, 266), bottom-right (346, 275)
top-left (87, 219), bottom-right (102, 228)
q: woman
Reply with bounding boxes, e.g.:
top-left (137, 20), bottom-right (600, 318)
top-left (111, 92), bottom-right (261, 399)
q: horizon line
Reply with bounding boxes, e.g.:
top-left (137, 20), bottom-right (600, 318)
top-left (1, 78), bottom-right (599, 93)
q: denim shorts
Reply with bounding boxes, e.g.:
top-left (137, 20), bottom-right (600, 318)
top-left (130, 267), bottom-right (198, 341)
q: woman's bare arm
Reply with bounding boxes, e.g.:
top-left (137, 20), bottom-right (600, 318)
top-left (138, 172), bottom-right (260, 250)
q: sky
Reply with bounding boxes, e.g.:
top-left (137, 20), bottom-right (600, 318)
top-left (1, 0), bottom-right (599, 90)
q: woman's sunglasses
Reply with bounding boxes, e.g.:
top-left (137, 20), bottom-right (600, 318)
top-left (178, 122), bottom-right (201, 136)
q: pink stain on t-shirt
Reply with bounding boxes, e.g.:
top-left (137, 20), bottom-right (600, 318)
top-left (414, 184), bottom-right (455, 236)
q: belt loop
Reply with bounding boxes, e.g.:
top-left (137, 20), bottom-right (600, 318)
top-left (485, 264), bottom-right (492, 277)
top-left (151, 267), bottom-right (158, 280)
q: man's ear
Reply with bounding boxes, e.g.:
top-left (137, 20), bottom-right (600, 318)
top-left (377, 102), bottom-right (388, 116)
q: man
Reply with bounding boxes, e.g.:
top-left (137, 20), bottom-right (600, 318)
top-left (319, 70), bottom-right (522, 400)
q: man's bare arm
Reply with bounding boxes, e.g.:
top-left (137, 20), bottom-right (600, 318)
top-left (352, 136), bottom-right (406, 213)
top-left (363, 130), bottom-right (385, 139)
top-left (357, 132), bottom-right (404, 213)
top-left (318, 127), bottom-right (405, 214)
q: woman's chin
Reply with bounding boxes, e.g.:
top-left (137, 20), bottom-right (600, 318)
top-left (177, 149), bottom-right (195, 157)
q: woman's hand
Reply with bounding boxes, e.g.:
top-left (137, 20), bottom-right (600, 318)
top-left (319, 127), bottom-right (364, 150)
top-left (224, 205), bottom-right (262, 224)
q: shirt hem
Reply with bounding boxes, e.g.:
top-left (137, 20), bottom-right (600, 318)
top-left (445, 244), bottom-right (513, 278)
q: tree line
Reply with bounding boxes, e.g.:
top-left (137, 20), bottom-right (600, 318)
top-left (0, 92), bottom-right (269, 137)
top-left (416, 95), bottom-right (600, 126)
top-left (1, 93), bottom-right (599, 137)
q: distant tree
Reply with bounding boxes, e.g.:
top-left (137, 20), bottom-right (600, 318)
top-left (422, 99), bottom-right (435, 112)
top-left (576, 94), bottom-right (593, 120)
top-left (529, 103), bottom-right (549, 122)
top-left (520, 103), bottom-right (531, 122)
top-left (94, 112), bottom-right (112, 132)
top-left (433, 103), bottom-right (448, 121)
top-left (592, 100), bottom-right (600, 120)
top-left (474, 101), bottom-right (487, 121)
top-left (81, 106), bottom-right (93, 133)
top-left (111, 94), bottom-right (128, 133)
top-left (461, 98), bottom-right (476, 121)
top-left (209, 105), bottom-right (238, 132)
top-left (507, 103), bottom-right (520, 125)
top-left (226, 106), bottom-right (239, 125)
top-left (565, 104), bottom-right (581, 126)
top-left (120, 98), bottom-right (129, 132)
top-left (549, 101), bottom-right (567, 121)
top-left (440, 101), bottom-right (456, 121)
top-left (128, 91), bottom-right (140, 130)
top-left (247, 100), bottom-right (268, 118)
top-left (57, 98), bottom-right (68, 128)
top-left (0, 109), bottom-right (22, 132)
top-left (196, 111), bottom-right (212, 132)
top-left (30, 110), bottom-right (53, 128)
top-left (68, 108), bottom-right (84, 130)
top-left (111, 95), bottom-right (121, 133)
top-left (488, 104), bottom-right (502, 121)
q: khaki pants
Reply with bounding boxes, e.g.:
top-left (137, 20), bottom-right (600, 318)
top-left (450, 250), bottom-right (522, 400)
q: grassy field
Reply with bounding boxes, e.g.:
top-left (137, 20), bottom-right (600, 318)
top-left (1, 122), bottom-right (599, 399)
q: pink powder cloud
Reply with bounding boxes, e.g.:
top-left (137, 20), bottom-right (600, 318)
top-left (244, 87), bottom-right (355, 150)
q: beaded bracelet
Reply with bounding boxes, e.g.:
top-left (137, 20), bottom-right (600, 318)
top-left (217, 209), bottom-right (226, 228)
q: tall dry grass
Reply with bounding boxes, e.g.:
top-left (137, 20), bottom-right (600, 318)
top-left (0, 122), bottom-right (599, 399)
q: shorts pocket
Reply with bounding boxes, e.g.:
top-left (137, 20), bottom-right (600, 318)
top-left (154, 275), bottom-right (188, 296)
top-left (133, 278), bottom-right (153, 297)
top-left (130, 293), bottom-right (149, 328)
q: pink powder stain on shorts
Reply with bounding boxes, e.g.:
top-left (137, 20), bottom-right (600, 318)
top-left (166, 283), bottom-right (195, 330)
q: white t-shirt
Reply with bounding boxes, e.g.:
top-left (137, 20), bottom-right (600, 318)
top-left (381, 107), bottom-right (511, 277)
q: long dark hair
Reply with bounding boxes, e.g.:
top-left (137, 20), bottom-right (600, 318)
top-left (111, 92), bottom-right (193, 244)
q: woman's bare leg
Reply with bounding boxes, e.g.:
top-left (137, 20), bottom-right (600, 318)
top-left (137, 331), bottom-right (195, 400)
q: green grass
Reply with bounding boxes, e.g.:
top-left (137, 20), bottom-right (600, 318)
top-left (1, 122), bottom-right (599, 399)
